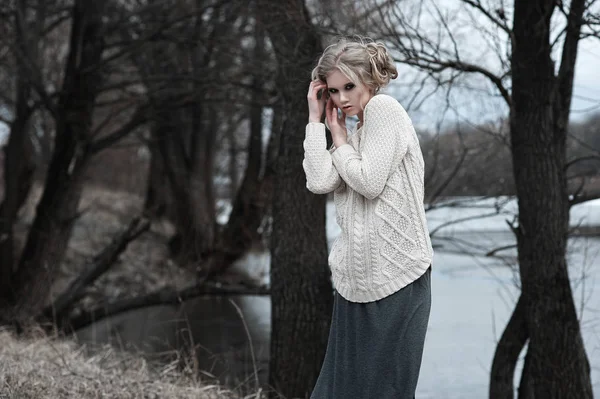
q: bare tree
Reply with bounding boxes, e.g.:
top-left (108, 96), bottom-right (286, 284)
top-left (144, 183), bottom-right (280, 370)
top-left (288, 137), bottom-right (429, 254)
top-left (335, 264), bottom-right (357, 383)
top-left (365, 0), bottom-right (599, 396)
top-left (0, 0), bottom-right (284, 328)
top-left (0, 0), bottom-right (174, 323)
top-left (0, 0), bottom-right (112, 323)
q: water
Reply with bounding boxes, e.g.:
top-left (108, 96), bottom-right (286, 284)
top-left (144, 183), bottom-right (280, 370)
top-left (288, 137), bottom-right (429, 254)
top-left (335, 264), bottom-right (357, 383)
top-left (76, 199), bottom-right (600, 397)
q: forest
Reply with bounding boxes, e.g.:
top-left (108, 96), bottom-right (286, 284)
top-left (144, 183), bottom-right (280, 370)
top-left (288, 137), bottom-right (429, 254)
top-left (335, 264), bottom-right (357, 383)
top-left (1, 0), bottom-right (599, 398)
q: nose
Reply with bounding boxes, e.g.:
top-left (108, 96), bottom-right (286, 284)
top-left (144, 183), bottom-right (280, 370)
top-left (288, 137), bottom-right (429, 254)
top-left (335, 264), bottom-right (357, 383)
top-left (340, 92), bottom-right (348, 104)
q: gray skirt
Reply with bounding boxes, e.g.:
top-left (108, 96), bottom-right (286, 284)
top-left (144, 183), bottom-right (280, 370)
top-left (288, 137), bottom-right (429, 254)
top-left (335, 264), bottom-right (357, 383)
top-left (311, 267), bottom-right (431, 399)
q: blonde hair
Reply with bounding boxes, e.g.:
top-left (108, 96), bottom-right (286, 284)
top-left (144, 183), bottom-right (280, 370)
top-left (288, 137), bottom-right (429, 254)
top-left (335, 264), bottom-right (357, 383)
top-left (311, 36), bottom-right (398, 93)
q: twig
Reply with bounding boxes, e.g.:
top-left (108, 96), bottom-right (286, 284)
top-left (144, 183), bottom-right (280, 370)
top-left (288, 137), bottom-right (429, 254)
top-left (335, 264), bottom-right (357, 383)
top-left (229, 298), bottom-right (260, 393)
top-left (485, 244), bottom-right (517, 257)
top-left (429, 210), bottom-right (510, 237)
top-left (43, 216), bottom-right (151, 322)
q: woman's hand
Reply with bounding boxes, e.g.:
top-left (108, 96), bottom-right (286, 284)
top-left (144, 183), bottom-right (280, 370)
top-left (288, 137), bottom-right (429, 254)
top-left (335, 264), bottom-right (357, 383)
top-left (326, 97), bottom-right (347, 147)
top-left (307, 80), bottom-right (328, 123)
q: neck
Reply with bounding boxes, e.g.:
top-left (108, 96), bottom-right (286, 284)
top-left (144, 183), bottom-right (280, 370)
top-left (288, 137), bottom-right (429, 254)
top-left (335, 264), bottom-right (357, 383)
top-left (358, 111), bottom-right (364, 125)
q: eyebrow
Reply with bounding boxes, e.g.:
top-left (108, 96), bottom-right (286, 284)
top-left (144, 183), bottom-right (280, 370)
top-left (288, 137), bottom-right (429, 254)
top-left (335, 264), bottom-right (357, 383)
top-left (327, 81), bottom-right (354, 90)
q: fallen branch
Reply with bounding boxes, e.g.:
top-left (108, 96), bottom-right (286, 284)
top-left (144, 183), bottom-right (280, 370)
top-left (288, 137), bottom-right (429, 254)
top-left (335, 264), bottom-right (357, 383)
top-left (43, 216), bottom-right (151, 322)
top-left (62, 281), bottom-right (270, 332)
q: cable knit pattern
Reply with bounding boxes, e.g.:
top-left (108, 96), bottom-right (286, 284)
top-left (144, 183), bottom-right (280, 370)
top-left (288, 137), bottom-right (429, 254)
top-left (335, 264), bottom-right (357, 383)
top-left (352, 198), bottom-right (367, 291)
top-left (302, 94), bottom-right (433, 302)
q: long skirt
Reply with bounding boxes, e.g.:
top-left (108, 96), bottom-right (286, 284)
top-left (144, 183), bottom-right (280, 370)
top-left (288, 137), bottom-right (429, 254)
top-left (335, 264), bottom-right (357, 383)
top-left (311, 267), bottom-right (431, 399)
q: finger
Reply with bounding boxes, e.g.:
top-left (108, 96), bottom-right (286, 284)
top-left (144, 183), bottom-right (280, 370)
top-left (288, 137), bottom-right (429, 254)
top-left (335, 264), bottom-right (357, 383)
top-left (327, 97), bottom-right (335, 110)
top-left (308, 81), bottom-right (317, 96)
top-left (313, 83), bottom-right (326, 93)
top-left (326, 99), bottom-right (336, 123)
top-left (310, 83), bottom-right (327, 99)
top-left (326, 98), bottom-right (335, 119)
top-left (308, 80), bottom-right (323, 95)
top-left (330, 103), bottom-right (340, 126)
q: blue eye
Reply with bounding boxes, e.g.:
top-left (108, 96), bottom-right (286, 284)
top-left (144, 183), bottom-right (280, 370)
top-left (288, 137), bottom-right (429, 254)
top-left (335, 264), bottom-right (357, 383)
top-left (328, 89), bottom-right (337, 94)
top-left (345, 84), bottom-right (355, 90)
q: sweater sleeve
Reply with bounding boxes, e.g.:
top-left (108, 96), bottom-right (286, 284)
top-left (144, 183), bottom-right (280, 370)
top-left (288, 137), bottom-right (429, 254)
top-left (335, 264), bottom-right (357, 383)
top-left (331, 95), bottom-right (410, 200)
top-left (302, 122), bottom-right (342, 194)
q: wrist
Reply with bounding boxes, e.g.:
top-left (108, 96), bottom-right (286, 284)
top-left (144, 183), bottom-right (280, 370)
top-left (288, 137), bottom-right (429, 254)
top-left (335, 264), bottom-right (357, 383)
top-left (308, 117), bottom-right (321, 124)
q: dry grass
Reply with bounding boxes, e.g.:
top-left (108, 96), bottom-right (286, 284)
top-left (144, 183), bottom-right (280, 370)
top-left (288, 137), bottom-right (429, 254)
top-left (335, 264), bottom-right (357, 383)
top-left (0, 328), bottom-right (262, 399)
top-left (5, 184), bottom-right (268, 398)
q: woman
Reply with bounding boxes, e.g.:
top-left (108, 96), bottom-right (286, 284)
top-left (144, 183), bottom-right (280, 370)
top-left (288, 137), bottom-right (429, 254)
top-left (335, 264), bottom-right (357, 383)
top-left (303, 36), bottom-right (433, 399)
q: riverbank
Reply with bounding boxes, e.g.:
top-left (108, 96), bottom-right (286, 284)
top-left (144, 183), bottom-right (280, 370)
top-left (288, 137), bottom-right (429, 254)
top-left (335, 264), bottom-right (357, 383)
top-left (0, 329), bottom-right (257, 399)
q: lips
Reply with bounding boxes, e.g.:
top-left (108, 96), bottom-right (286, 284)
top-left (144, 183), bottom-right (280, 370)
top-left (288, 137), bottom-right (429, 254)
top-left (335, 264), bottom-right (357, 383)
top-left (342, 105), bottom-right (353, 111)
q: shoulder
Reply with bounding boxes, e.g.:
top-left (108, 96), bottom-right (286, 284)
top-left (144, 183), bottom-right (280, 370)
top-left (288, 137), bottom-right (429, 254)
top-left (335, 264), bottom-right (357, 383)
top-left (364, 94), bottom-right (410, 123)
top-left (365, 93), bottom-right (400, 109)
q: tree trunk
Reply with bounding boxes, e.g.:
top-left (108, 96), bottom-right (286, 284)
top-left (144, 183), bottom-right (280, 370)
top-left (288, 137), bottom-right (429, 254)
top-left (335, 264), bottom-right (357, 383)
top-left (0, 0), bottom-right (107, 322)
top-left (144, 136), bottom-right (172, 219)
top-left (136, 1), bottom-right (218, 268)
top-left (186, 1), bottom-right (218, 266)
top-left (489, 295), bottom-right (528, 398)
top-left (151, 107), bottom-right (216, 267)
top-left (0, 86), bottom-right (35, 302)
top-left (518, 350), bottom-right (535, 399)
top-left (256, 1), bottom-right (333, 397)
top-left (489, 0), bottom-right (593, 397)
top-left (227, 125), bottom-right (239, 197)
top-left (0, 0), bottom-right (38, 305)
top-left (202, 18), bottom-right (270, 278)
top-left (193, 103), bottom-right (217, 259)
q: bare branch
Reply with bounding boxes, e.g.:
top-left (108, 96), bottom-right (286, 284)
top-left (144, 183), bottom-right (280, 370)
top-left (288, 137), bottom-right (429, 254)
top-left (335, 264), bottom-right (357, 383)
top-left (427, 145), bottom-right (469, 204)
top-left (43, 216), bottom-right (151, 321)
top-left (486, 244), bottom-right (517, 257)
top-left (59, 282), bottom-right (270, 331)
top-left (459, 0), bottom-right (512, 37)
top-left (88, 106), bottom-right (149, 155)
top-left (568, 131), bottom-right (600, 156)
top-left (429, 210), bottom-right (510, 237)
top-left (581, 1), bottom-right (600, 38)
top-left (41, 7), bottom-right (71, 36)
top-left (401, 57), bottom-right (512, 107)
top-left (565, 155), bottom-right (600, 169)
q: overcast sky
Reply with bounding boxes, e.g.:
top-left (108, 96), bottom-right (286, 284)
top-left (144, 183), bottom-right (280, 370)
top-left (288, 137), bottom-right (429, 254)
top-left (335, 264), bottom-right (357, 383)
top-left (571, 39), bottom-right (600, 121)
top-left (377, 0), bottom-right (600, 131)
top-left (404, 37), bottom-right (600, 130)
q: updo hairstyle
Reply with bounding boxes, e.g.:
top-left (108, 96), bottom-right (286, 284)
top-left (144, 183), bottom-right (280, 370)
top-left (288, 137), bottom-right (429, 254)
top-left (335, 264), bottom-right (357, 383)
top-left (311, 36), bottom-right (398, 93)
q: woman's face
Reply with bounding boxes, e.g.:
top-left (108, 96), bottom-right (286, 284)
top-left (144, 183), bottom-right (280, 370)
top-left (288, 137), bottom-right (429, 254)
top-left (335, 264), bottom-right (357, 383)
top-left (326, 69), bottom-right (373, 120)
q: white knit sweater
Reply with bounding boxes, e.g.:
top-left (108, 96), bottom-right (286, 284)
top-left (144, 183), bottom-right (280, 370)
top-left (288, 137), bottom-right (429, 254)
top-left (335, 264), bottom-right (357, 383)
top-left (302, 94), bottom-right (433, 302)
